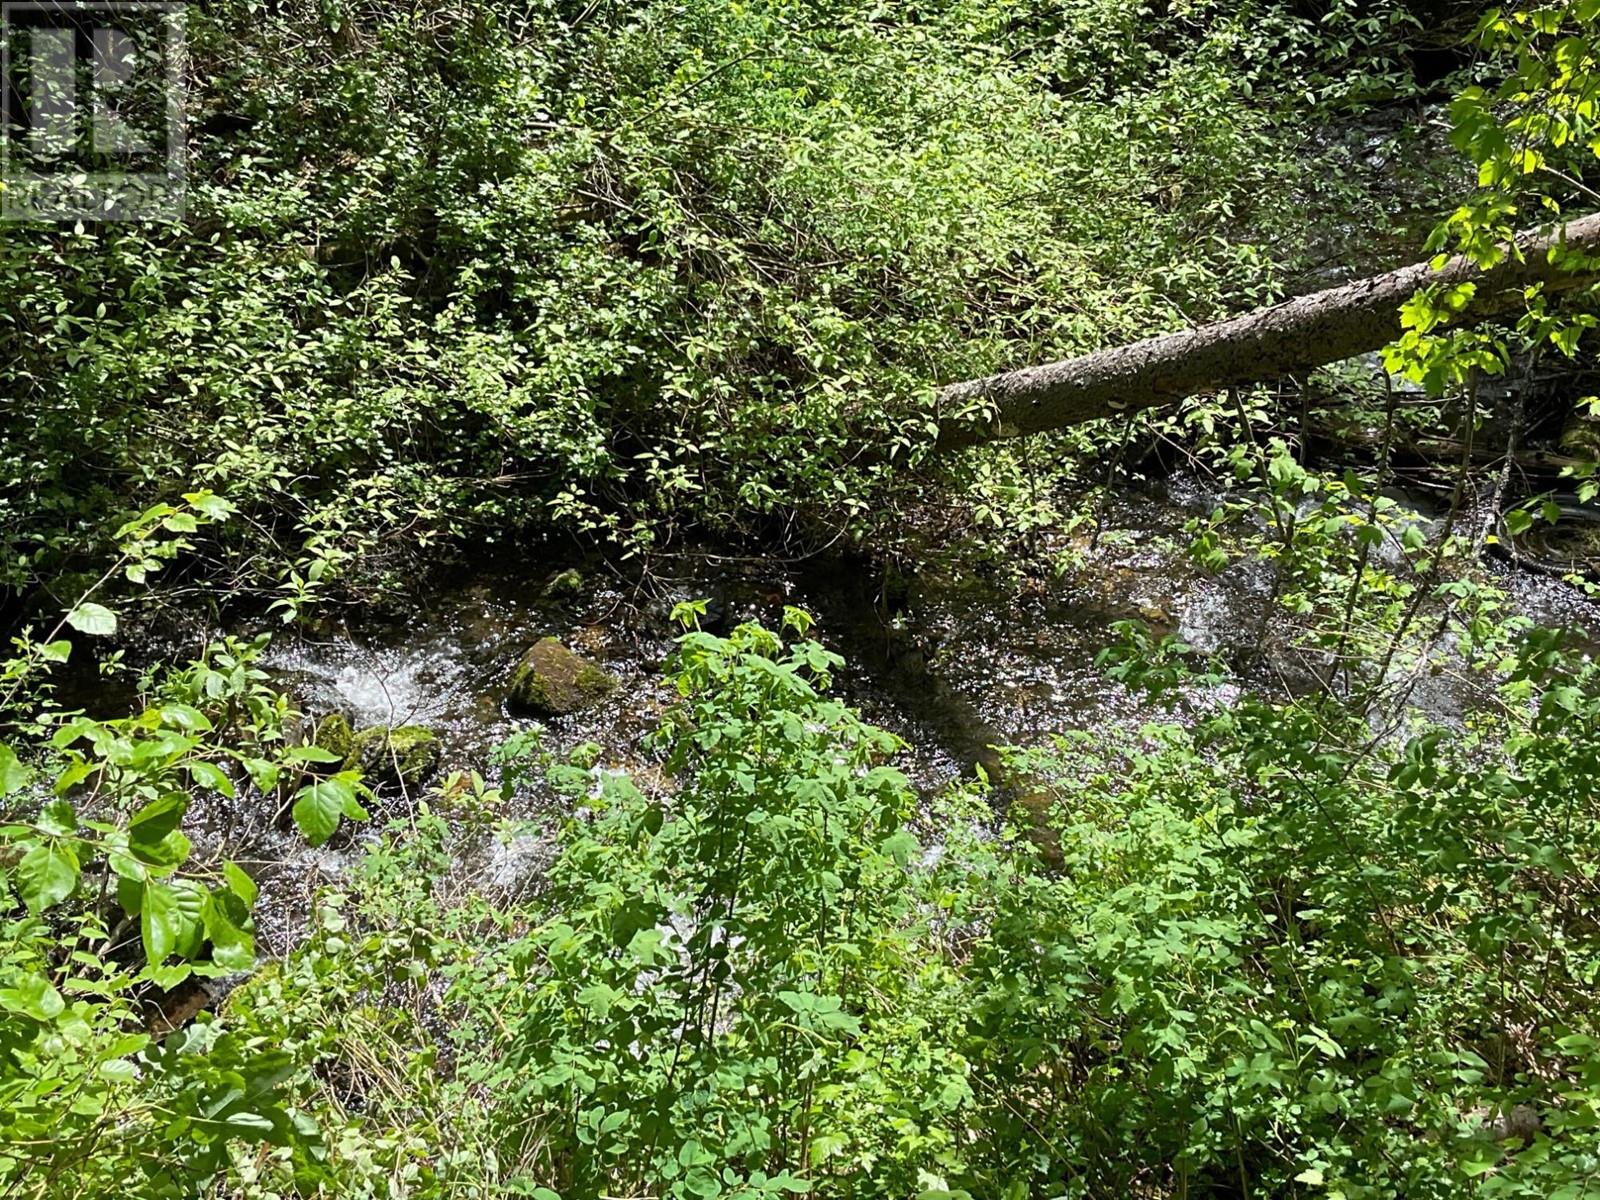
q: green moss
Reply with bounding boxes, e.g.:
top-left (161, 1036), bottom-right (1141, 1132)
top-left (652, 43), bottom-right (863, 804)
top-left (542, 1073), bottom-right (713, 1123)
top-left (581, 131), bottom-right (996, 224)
top-left (314, 712), bottom-right (354, 760)
top-left (1562, 411), bottom-right (1600, 459)
top-left (543, 568), bottom-right (584, 598)
top-left (508, 637), bottom-right (617, 716)
top-left (345, 724), bottom-right (442, 789)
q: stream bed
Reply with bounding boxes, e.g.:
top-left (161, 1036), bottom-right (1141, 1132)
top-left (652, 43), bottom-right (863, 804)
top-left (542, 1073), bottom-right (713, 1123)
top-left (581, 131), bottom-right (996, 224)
top-left (103, 474), bottom-right (1600, 954)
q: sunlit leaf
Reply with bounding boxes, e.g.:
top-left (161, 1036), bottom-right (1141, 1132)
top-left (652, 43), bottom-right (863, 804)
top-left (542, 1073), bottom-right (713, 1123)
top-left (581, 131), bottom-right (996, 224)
top-left (64, 603), bottom-right (117, 636)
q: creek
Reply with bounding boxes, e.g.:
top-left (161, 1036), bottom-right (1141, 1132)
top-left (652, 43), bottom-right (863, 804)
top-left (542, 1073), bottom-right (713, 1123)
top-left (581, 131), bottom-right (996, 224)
top-left (97, 472), bottom-right (1563, 954)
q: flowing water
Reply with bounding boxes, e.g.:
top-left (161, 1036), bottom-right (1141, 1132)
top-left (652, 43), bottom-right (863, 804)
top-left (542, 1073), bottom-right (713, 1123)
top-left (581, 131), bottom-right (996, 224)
top-left (80, 473), bottom-right (1600, 957)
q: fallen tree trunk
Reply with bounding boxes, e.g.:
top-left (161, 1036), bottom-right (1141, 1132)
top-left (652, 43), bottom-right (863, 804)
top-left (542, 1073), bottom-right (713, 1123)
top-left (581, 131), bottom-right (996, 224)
top-left (932, 212), bottom-right (1600, 452)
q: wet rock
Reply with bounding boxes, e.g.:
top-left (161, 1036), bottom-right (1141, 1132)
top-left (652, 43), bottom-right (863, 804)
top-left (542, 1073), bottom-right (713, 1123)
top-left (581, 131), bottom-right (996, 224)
top-left (147, 969), bottom-right (252, 1037)
top-left (701, 593), bottom-right (731, 633)
top-left (1561, 406), bottom-right (1600, 459)
top-left (1497, 494), bottom-right (1600, 579)
top-left (570, 622), bottom-right (610, 657)
top-left (508, 637), bottom-right (617, 716)
top-left (1466, 1104), bottom-right (1541, 1143)
top-left (1135, 599), bottom-right (1169, 625)
top-left (345, 724), bottom-right (442, 789)
top-left (543, 568), bottom-right (584, 599)
top-left (313, 712), bottom-right (354, 760)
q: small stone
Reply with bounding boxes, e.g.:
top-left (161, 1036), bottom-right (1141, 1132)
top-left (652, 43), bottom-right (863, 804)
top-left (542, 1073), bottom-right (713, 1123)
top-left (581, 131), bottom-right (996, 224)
top-left (1136, 599), bottom-right (1169, 624)
top-left (345, 724), bottom-right (441, 789)
top-left (508, 637), bottom-right (617, 716)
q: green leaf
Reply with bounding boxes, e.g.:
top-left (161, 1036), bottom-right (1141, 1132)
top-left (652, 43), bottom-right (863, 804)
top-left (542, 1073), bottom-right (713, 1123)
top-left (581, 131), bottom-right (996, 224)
top-left (0, 745), bottom-right (31, 797)
top-left (157, 704), bottom-right (212, 733)
top-left (292, 778), bottom-right (355, 846)
top-left (142, 881), bottom-right (203, 964)
top-left (16, 840), bottom-right (79, 911)
top-left (187, 761), bottom-right (235, 798)
top-left (284, 744), bottom-right (343, 765)
top-left (142, 883), bottom-right (181, 962)
top-left (243, 757), bottom-right (280, 793)
top-left (129, 793), bottom-right (188, 845)
top-left (881, 828), bottom-right (919, 865)
top-left (118, 876), bottom-right (144, 916)
top-left (0, 973), bottom-right (65, 1021)
top-left (64, 602), bottom-right (117, 636)
top-left (109, 846), bottom-right (147, 882)
top-left (35, 799), bottom-right (76, 836)
top-left (53, 760), bottom-right (92, 794)
top-left (182, 490), bottom-right (233, 521)
top-left (222, 1112), bottom-right (276, 1136)
top-left (222, 861), bottom-right (258, 907)
top-left (99, 1059), bottom-right (138, 1083)
top-left (140, 962), bottom-right (192, 990)
top-left (203, 889), bottom-right (255, 971)
top-left (131, 828), bottom-right (192, 869)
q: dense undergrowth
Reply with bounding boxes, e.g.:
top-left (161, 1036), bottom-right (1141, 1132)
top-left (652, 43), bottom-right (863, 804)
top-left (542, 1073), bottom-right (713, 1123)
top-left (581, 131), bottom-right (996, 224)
top-left (3, 0), bottom-right (1457, 611)
top-left (10, 610), bottom-right (1599, 1197)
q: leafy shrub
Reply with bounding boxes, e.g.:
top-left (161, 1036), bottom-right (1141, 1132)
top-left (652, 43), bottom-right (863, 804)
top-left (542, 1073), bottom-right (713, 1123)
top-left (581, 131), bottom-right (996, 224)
top-left (0, 634), bottom-right (363, 1197)
top-left (1, 0), bottom-right (1445, 602)
top-left (218, 615), bottom-right (1600, 1199)
top-left (959, 646), bottom-right (1600, 1197)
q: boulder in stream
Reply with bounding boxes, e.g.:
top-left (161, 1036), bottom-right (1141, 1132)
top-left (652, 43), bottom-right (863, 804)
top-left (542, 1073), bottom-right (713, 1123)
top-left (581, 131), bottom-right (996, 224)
top-left (542, 567), bottom-right (585, 599)
top-left (313, 712), bottom-right (355, 760)
top-left (345, 724), bottom-right (442, 789)
top-left (508, 637), bottom-right (617, 716)
top-left (1562, 406), bottom-right (1600, 459)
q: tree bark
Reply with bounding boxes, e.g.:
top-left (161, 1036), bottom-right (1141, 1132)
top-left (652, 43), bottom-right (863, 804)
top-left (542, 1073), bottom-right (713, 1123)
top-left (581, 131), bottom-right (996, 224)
top-left (932, 212), bottom-right (1600, 452)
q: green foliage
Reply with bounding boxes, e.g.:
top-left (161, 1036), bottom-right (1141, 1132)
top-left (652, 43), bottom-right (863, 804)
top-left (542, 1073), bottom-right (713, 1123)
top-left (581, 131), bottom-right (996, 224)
top-left (1097, 618), bottom-right (1220, 694)
top-left (0, 632), bottom-right (363, 1196)
top-left (196, 612), bottom-right (1600, 1199)
top-left (2, 491), bottom-right (235, 723)
top-left (449, 616), bottom-right (970, 1196)
top-left (1, 0), bottom-right (1447, 599)
top-left (1385, 1), bottom-right (1600, 399)
top-left (11, 4), bottom-right (1600, 1198)
top-left (964, 661), bottom-right (1600, 1197)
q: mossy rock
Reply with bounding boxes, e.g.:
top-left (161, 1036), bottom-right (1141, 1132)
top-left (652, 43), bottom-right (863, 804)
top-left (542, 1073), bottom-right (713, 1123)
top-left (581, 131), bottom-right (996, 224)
top-left (508, 637), bottom-right (617, 716)
top-left (345, 724), bottom-right (442, 789)
top-left (313, 712), bottom-right (355, 760)
top-left (1562, 409), bottom-right (1600, 459)
top-left (542, 568), bottom-right (584, 599)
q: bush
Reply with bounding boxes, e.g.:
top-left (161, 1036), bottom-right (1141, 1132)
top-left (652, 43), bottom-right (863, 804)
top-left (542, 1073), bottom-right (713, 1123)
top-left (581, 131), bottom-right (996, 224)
top-left (1, 0), bottom-right (1441, 603)
top-left (0, 634), bottom-right (362, 1197)
top-left (216, 617), bottom-right (1600, 1198)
